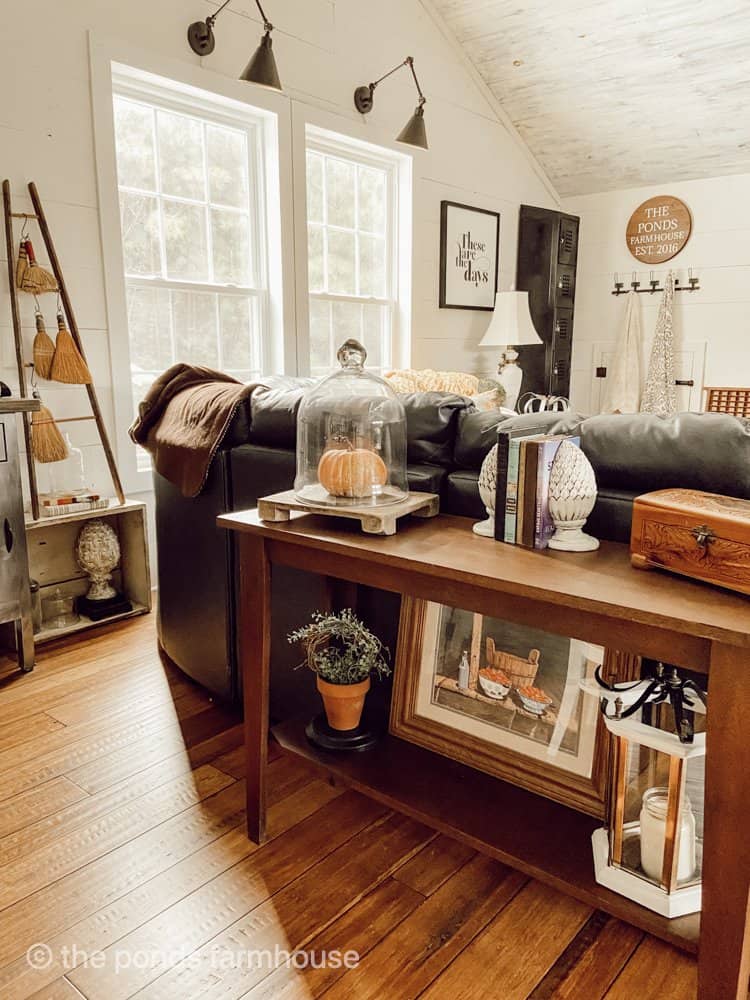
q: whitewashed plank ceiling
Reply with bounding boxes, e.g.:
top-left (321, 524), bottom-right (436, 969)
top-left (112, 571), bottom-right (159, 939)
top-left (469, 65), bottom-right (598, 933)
top-left (430, 0), bottom-right (750, 195)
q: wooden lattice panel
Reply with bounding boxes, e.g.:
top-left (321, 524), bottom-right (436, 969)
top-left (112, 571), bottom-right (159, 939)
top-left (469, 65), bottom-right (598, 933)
top-left (704, 387), bottom-right (750, 417)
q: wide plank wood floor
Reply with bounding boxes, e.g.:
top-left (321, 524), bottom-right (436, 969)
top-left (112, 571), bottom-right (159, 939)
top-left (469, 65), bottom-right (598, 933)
top-left (0, 616), bottom-right (697, 1000)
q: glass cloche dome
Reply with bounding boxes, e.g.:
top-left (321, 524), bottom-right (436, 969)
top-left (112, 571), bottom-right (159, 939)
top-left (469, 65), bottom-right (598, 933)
top-left (295, 339), bottom-right (408, 508)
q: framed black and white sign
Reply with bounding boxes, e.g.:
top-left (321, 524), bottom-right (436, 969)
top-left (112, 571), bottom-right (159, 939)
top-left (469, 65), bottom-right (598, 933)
top-left (439, 201), bottom-right (500, 310)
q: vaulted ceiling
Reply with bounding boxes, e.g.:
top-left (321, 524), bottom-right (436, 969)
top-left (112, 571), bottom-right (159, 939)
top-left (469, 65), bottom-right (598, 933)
top-left (431, 0), bottom-right (750, 196)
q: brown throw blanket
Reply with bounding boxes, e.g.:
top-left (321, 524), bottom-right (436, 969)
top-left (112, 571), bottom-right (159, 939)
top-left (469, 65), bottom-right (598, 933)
top-left (129, 364), bottom-right (267, 497)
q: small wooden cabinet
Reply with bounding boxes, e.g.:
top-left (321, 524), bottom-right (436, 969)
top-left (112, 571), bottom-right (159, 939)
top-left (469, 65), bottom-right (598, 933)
top-left (25, 499), bottom-right (151, 643)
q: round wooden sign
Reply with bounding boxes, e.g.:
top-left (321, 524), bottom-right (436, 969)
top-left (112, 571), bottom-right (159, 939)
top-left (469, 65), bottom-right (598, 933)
top-left (626, 196), bottom-right (692, 263)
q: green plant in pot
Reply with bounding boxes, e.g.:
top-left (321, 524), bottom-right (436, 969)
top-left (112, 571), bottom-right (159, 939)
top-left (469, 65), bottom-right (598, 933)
top-left (288, 609), bottom-right (390, 732)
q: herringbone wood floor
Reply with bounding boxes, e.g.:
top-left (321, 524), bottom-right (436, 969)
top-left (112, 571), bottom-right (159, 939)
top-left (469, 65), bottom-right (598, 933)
top-left (0, 615), bottom-right (697, 999)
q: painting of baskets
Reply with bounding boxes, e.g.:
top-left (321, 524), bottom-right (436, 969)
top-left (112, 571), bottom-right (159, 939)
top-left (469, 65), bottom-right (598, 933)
top-left (485, 638), bottom-right (540, 689)
top-left (390, 598), bottom-right (632, 817)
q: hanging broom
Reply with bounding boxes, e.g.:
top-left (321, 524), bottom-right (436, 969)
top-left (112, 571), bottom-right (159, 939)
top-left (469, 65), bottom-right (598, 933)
top-left (15, 239), bottom-right (28, 289)
top-left (50, 310), bottom-right (92, 384)
top-left (32, 309), bottom-right (55, 380)
top-left (30, 390), bottom-right (69, 463)
top-left (18, 238), bottom-right (58, 294)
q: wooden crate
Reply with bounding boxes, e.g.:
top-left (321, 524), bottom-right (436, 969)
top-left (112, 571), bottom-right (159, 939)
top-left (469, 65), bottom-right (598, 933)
top-left (704, 386), bottom-right (750, 418)
top-left (25, 499), bottom-right (151, 642)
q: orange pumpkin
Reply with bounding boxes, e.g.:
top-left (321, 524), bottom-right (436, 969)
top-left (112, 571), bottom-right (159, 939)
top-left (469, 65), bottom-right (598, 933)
top-left (318, 446), bottom-right (388, 498)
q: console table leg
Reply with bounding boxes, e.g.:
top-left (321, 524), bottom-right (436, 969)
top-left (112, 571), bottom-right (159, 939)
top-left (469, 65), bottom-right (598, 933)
top-left (239, 533), bottom-right (271, 844)
top-left (699, 642), bottom-right (750, 999)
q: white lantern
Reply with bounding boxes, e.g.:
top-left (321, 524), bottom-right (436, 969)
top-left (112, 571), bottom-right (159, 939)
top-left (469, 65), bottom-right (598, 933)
top-left (581, 667), bottom-right (706, 918)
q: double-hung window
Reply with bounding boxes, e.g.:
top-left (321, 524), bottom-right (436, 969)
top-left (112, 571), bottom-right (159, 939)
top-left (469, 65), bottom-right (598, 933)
top-left (305, 131), bottom-right (404, 376)
top-left (111, 73), bottom-right (270, 470)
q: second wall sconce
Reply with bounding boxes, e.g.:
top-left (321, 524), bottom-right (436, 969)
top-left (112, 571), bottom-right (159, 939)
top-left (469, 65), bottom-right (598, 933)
top-left (354, 57), bottom-right (428, 150)
top-left (187, 0), bottom-right (282, 90)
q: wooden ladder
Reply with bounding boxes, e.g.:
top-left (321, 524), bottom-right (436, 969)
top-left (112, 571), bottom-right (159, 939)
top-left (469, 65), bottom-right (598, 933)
top-left (2, 180), bottom-right (125, 520)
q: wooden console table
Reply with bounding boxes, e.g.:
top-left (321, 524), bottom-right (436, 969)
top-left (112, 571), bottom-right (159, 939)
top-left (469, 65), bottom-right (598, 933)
top-left (218, 509), bottom-right (750, 1000)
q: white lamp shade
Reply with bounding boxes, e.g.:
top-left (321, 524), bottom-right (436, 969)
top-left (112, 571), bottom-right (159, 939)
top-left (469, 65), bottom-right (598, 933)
top-left (479, 291), bottom-right (542, 348)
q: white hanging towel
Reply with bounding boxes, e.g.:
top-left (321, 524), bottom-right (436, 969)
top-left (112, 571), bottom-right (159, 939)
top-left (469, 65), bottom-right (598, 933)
top-left (641, 270), bottom-right (677, 416)
top-left (602, 290), bottom-right (643, 413)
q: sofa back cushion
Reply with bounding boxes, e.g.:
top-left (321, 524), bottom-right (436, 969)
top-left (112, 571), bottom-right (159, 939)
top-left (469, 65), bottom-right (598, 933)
top-left (454, 409), bottom-right (585, 469)
top-left (578, 412), bottom-right (750, 497)
top-left (247, 384), bottom-right (473, 468)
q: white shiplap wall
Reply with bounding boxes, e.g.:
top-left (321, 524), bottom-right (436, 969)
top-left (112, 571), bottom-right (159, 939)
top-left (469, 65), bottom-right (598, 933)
top-left (0, 0), bottom-right (558, 516)
top-left (563, 173), bottom-right (750, 414)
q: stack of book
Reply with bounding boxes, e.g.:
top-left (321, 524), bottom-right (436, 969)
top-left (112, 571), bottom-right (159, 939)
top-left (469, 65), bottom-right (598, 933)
top-left (39, 494), bottom-right (110, 518)
top-left (493, 430), bottom-right (580, 548)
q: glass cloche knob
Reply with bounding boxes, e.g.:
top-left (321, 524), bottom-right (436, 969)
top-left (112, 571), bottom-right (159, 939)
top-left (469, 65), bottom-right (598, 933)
top-left (336, 339), bottom-right (367, 369)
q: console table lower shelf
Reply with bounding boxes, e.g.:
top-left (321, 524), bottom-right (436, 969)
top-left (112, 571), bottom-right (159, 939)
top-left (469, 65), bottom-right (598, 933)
top-left (272, 718), bottom-right (699, 954)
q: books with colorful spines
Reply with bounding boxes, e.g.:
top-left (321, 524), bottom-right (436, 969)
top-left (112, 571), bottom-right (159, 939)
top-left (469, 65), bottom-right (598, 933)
top-left (534, 435), bottom-right (580, 549)
top-left (494, 422), bottom-right (554, 543)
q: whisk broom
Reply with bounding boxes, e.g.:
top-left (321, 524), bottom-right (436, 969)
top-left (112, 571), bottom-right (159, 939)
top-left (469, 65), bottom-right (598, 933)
top-left (30, 390), bottom-right (69, 463)
top-left (32, 309), bottom-right (55, 380)
top-left (50, 310), bottom-right (92, 384)
top-left (17, 238), bottom-right (58, 294)
top-left (15, 240), bottom-right (28, 289)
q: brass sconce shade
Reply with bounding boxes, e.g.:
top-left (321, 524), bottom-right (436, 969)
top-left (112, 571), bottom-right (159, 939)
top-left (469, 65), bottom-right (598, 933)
top-left (396, 105), bottom-right (428, 150)
top-left (187, 0), bottom-right (282, 91)
top-left (354, 57), bottom-right (428, 150)
top-left (240, 31), bottom-right (282, 89)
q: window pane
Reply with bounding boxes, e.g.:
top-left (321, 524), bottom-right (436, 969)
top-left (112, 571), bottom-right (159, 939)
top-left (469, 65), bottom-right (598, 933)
top-left (162, 200), bottom-right (208, 281)
top-left (171, 290), bottom-right (218, 366)
top-left (126, 285), bottom-right (172, 371)
top-left (211, 209), bottom-right (251, 285)
top-left (332, 300), bottom-right (362, 344)
top-left (307, 225), bottom-right (324, 292)
top-left (358, 165), bottom-right (386, 234)
top-left (309, 298), bottom-right (331, 374)
top-left (132, 370), bottom-right (158, 469)
top-left (362, 302), bottom-right (387, 370)
top-left (358, 234), bottom-right (386, 297)
top-left (326, 157), bottom-right (355, 228)
top-left (120, 192), bottom-right (161, 276)
top-left (114, 99), bottom-right (155, 191)
top-left (306, 152), bottom-right (324, 224)
top-left (207, 125), bottom-right (248, 208)
top-left (157, 110), bottom-right (205, 200)
top-left (327, 230), bottom-right (356, 294)
top-left (219, 295), bottom-right (255, 369)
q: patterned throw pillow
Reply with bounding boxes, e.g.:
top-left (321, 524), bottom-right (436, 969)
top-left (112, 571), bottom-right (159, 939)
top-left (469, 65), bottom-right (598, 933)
top-left (385, 368), bottom-right (480, 397)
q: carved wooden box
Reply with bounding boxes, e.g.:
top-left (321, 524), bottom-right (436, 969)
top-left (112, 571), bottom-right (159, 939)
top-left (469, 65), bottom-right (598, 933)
top-left (630, 489), bottom-right (750, 595)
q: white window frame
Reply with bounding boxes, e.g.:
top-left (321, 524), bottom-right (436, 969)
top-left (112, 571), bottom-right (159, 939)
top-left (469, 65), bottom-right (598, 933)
top-left (306, 132), bottom-right (398, 375)
top-left (293, 112), bottom-right (413, 378)
top-left (90, 38), bottom-right (293, 495)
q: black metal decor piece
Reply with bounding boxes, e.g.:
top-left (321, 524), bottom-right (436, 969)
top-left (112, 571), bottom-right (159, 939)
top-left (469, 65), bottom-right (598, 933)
top-left (611, 269), bottom-right (701, 296)
top-left (515, 205), bottom-right (580, 399)
top-left (594, 662), bottom-right (708, 744)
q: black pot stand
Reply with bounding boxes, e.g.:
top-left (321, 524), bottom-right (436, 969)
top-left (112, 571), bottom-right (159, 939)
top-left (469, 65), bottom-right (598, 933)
top-left (305, 712), bottom-right (381, 752)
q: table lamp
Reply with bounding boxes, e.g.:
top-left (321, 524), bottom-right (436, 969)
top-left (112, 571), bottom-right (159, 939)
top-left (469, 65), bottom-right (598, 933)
top-left (479, 290), bottom-right (543, 410)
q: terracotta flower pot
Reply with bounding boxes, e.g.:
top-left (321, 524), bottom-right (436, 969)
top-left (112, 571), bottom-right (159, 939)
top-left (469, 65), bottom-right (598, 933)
top-left (317, 676), bottom-right (370, 731)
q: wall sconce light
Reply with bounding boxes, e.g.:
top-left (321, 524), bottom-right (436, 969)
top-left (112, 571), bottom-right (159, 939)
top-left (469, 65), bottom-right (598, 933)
top-left (354, 57), bottom-right (428, 150)
top-left (187, 0), bottom-right (282, 91)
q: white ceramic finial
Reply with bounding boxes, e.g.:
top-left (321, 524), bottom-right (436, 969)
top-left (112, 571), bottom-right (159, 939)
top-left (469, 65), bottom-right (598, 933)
top-left (473, 443), bottom-right (497, 537)
top-left (547, 440), bottom-right (600, 552)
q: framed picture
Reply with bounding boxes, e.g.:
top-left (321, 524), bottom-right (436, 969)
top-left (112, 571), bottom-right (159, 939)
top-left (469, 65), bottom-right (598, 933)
top-left (390, 598), bottom-right (640, 816)
top-left (439, 200), bottom-right (500, 310)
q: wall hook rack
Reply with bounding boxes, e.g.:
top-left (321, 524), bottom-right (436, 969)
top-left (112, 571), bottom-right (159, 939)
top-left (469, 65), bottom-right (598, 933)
top-left (612, 268), bottom-right (700, 296)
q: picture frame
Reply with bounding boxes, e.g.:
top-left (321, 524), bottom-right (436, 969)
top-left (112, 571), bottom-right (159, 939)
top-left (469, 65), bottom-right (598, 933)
top-left (390, 597), bottom-right (641, 817)
top-left (439, 200), bottom-right (500, 310)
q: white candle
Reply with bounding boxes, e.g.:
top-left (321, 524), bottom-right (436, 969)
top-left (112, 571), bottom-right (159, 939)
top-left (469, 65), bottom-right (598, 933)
top-left (640, 786), bottom-right (696, 883)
